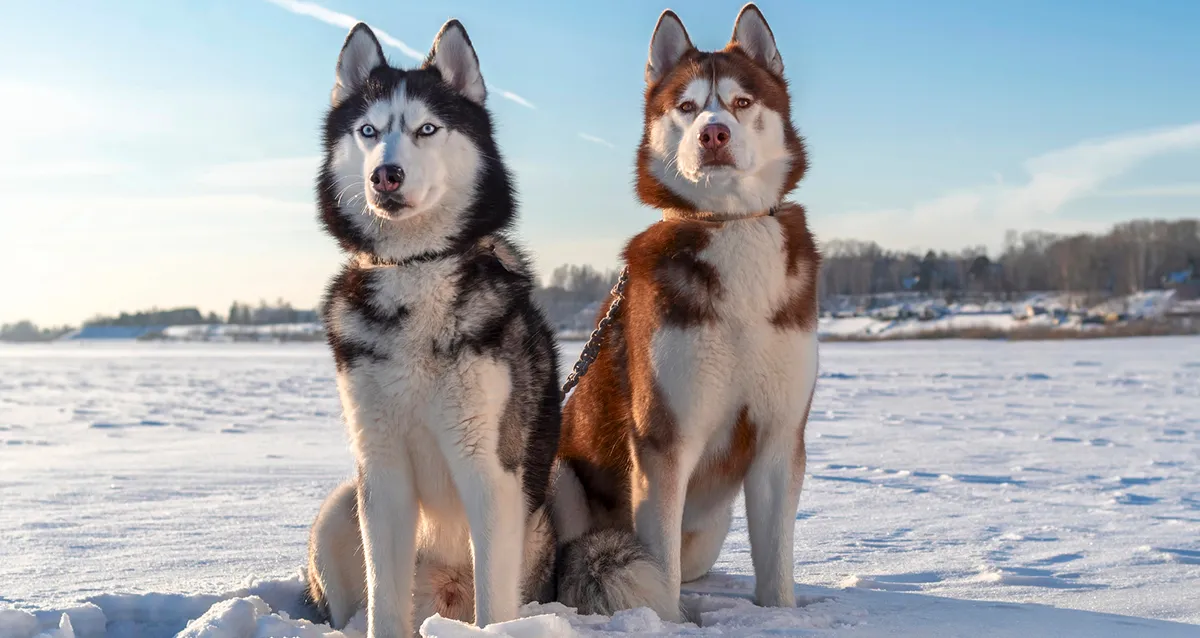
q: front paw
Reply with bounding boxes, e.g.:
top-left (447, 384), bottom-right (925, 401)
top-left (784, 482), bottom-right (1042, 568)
top-left (754, 587), bottom-right (796, 609)
top-left (366, 618), bottom-right (409, 638)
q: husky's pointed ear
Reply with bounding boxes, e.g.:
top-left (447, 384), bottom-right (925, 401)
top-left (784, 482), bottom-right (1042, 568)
top-left (425, 20), bottom-right (486, 104)
top-left (333, 23), bottom-right (385, 106)
top-left (646, 10), bottom-right (694, 85)
top-left (730, 3), bottom-right (783, 77)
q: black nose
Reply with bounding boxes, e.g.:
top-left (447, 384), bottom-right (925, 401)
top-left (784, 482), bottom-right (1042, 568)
top-left (370, 164), bottom-right (404, 193)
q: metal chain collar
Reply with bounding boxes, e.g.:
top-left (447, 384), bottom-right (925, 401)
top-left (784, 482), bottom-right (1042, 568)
top-left (560, 266), bottom-right (630, 401)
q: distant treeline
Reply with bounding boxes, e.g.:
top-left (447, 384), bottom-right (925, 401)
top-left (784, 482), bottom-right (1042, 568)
top-left (84, 307), bottom-right (221, 327)
top-left (5, 218), bottom-right (1195, 343)
top-left (225, 300), bottom-right (319, 325)
top-left (0, 321), bottom-right (74, 343)
top-left (534, 264), bottom-right (623, 334)
top-left (536, 220), bottom-right (1199, 319)
top-left (82, 299), bottom-right (319, 328)
top-left (0, 301), bottom-right (323, 342)
top-left (821, 219), bottom-right (1198, 300)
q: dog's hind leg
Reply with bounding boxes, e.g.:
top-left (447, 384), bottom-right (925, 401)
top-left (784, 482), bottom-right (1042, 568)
top-left (519, 504), bottom-right (557, 604)
top-left (680, 501), bottom-right (733, 583)
top-left (307, 480), bottom-right (366, 628)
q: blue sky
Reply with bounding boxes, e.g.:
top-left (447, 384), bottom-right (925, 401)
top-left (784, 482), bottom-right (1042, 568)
top-left (2, 0), bottom-right (1198, 325)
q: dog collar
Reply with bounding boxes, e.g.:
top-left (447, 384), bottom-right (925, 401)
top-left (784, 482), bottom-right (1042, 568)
top-left (661, 206), bottom-right (778, 223)
top-left (367, 247), bottom-right (459, 268)
top-left (365, 236), bottom-right (508, 269)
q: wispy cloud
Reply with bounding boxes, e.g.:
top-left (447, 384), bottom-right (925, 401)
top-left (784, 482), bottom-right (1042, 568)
top-left (578, 133), bottom-right (615, 149)
top-left (492, 86), bottom-right (536, 110)
top-left (263, 0), bottom-right (536, 110)
top-left (263, 0), bottom-right (422, 60)
top-left (818, 122), bottom-right (1200, 251)
top-left (996, 123), bottom-right (1200, 219)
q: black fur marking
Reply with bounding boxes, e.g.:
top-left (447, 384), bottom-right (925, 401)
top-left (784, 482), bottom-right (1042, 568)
top-left (321, 266), bottom-right (394, 371)
top-left (336, 266), bottom-right (409, 327)
top-left (300, 580), bottom-right (330, 625)
top-left (326, 335), bottom-right (388, 373)
top-left (517, 327), bottom-right (562, 507)
top-left (520, 507), bottom-right (559, 604)
top-left (433, 246), bottom-right (530, 358)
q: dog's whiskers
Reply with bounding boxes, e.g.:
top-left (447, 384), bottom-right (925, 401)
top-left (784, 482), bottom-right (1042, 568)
top-left (335, 182), bottom-right (364, 205)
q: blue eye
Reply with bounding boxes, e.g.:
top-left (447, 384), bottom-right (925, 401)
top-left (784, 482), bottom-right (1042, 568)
top-left (417, 123), bottom-right (440, 137)
top-left (359, 124), bottom-right (377, 138)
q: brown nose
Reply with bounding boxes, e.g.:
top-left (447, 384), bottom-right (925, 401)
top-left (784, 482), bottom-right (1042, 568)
top-left (370, 164), bottom-right (404, 193)
top-left (699, 123), bottom-right (731, 150)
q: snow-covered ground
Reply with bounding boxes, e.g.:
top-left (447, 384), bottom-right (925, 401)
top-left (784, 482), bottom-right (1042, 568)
top-left (2, 338), bottom-right (1198, 637)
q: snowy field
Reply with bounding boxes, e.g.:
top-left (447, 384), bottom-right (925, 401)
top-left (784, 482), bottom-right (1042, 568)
top-left (1, 338), bottom-right (1198, 637)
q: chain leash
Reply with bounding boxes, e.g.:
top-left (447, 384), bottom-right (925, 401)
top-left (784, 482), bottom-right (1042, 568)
top-left (559, 266), bottom-right (629, 401)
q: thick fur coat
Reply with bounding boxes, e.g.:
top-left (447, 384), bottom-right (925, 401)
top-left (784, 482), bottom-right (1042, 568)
top-left (552, 3), bottom-right (822, 621)
top-left (305, 20), bottom-right (561, 638)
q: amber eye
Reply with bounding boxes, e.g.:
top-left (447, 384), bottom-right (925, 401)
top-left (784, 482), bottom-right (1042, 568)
top-left (677, 101), bottom-right (698, 114)
top-left (733, 97), bottom-right (753, 109)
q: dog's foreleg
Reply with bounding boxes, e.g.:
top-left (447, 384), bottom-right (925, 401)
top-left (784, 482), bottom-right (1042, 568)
top-left (437, 359), bottom-right (524, 628)
top-left (631, 443), bottom-right (694, 623)
top-left (357, 459), bottom-right (419, 638)
top-left (453, 455), bottom-right (524, 627)
top-left (743, 429), bottom-right (803, 608)
top-left (744, 332), bottom-right (818, 609)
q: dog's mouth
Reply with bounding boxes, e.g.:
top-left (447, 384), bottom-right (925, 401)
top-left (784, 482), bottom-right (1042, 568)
top-left (699, 149), bottom-right (737, 169)
top-left (370, 193), bottom-right (411, 217)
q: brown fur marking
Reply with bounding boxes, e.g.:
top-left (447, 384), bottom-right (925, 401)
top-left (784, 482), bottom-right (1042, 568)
top-left (626, 221), bottom-right (723, 329)
top-left (769, 204), bottom-right (821, 332)
top-left (794, 382), bottom-right (816, 476)
top-left (689, 407), bottom-right (758, 496)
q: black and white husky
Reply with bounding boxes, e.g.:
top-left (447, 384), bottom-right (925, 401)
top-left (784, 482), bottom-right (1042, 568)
top-left (304, 20), bottom-right (564, 637)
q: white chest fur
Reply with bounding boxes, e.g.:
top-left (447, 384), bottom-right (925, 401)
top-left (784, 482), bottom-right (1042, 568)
top-left (327, 260), bottom-right (511, 459)
top-left (699, 218), bottom-right (795, 317)
top-left (650, 217), bottom-right (818, 442)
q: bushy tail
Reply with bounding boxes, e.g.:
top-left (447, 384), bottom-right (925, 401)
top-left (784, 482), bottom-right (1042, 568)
top-left (555, 528), bottom-right (677, 620)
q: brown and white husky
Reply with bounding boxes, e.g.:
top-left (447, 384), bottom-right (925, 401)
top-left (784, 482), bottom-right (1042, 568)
top-left (551, 3), bottom-right (820, 621)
